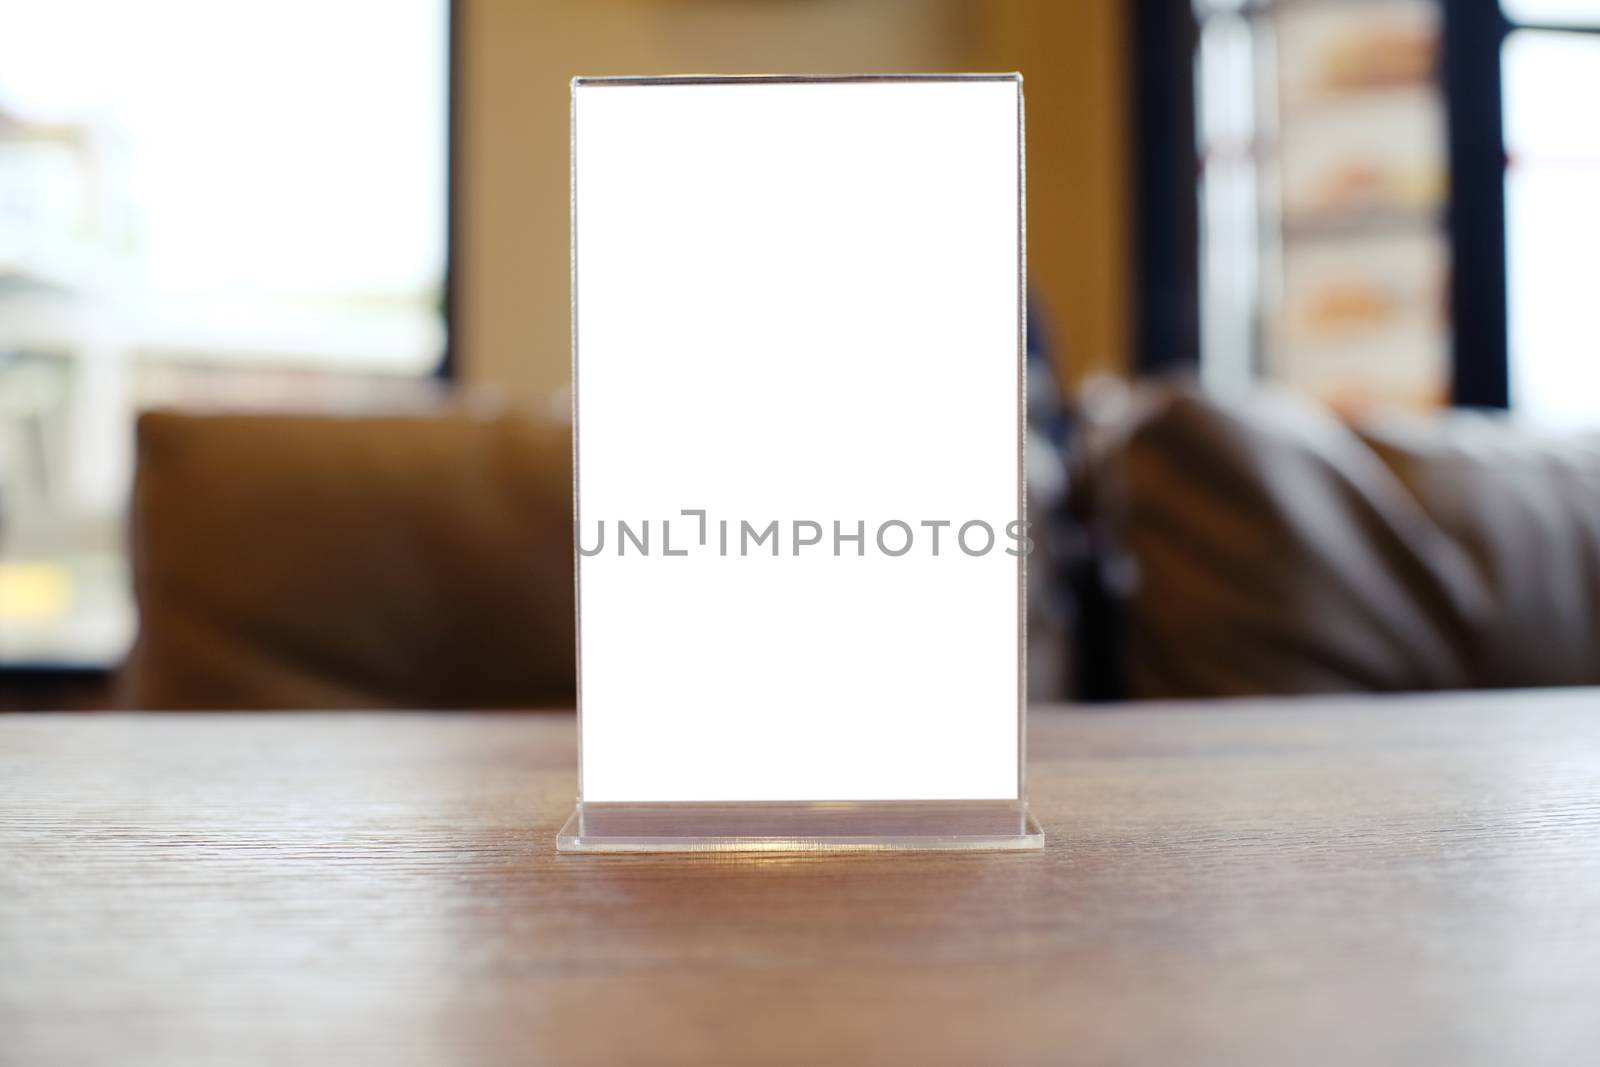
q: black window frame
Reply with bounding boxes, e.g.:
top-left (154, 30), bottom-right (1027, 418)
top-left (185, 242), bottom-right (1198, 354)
top-left (1130, 0), bottom-right (1202, 375)
top-left (1442, 0), bottom-right (1510, 408)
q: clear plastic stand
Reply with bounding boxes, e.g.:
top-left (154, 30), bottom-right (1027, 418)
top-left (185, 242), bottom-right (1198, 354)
top-left (563, 75), bottom-right (1038, 854)
top-left (557, 800), bottom-right (1043, 853)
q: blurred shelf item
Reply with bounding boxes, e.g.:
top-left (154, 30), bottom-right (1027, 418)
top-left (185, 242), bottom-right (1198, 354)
top-left (1274, 230), bottom-right (1449, 410)
top-left (1281, 232), bottom-right (1446, 336)
top-left (1280, 206), bottom-right (1444, 242)
top-left (1274, 0), bottom-right (1441, 110)
top-left (1279, 102), bottom-right (1446, 225)
top-left (1196, 0), bottom-right (1451, 415)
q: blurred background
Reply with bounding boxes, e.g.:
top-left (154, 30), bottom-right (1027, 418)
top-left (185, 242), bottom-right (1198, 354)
top-left (1, 0), bottom-right (1596, 709)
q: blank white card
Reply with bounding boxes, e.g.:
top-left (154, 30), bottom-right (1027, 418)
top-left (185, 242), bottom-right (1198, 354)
top-left (574, 77), bottom-right (1022, 802)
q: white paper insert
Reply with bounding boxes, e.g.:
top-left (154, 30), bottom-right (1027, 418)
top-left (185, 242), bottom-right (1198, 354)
top-left (574, 78), bottom-right (1022, 802)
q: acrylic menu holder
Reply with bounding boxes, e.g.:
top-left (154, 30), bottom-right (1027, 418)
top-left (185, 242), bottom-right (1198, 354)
top-left (557, 74), bottom-right (1041, 853)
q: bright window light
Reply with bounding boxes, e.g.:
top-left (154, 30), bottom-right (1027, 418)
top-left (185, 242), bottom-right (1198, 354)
top-left (1503, 30), bottom-right (1600, 427)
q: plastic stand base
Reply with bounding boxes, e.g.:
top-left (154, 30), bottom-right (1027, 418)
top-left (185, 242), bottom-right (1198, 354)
top-left (556, 800), bottom-right (1044, 853)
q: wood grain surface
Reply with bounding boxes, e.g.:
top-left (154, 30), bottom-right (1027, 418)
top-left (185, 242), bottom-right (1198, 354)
top-left (4, 690), bottom-right (1600, 1066)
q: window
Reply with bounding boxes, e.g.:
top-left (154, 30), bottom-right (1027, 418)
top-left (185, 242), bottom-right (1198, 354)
top-left (1192, 0), bottom-right (1450, 414)
top-left (1151, 1), bottom-right (1600, 426)
top-left (0, 0), bottom-right (451, 666)
top-left (1500, 4), bottom-right (1600, 427)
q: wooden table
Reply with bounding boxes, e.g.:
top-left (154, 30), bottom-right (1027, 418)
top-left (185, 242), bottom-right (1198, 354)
top-left (4, 690), bottom-right (1600, 1066)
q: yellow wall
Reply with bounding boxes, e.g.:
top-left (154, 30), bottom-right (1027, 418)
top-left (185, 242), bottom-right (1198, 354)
top-left (458, 0), bottom-right (1127, 400)
top-left (973, 0), bottom-right (1130, 388)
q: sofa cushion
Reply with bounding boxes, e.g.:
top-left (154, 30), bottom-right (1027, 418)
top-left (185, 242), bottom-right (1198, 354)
top-left (1074, 382), bottom-right (1600, 698)
top-left (123, 410), bottom-right (575, 710)
top-left (1359, 412), bottom-right (1600, 689)
top-left (1062, 385), bottom-right (1497, 700)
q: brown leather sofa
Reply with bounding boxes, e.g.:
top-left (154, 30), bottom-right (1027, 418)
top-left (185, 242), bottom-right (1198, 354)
top-left (123, 386), bottom-right (1599, 710)
top-left (1070, 381), bottom-right (1600, 699)
top-left (121, 410), bottom-right (575, 710)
